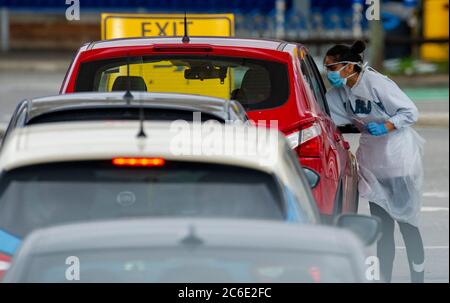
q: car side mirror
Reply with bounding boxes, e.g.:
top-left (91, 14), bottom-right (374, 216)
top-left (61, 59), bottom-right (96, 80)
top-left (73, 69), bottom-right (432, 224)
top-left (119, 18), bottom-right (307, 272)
top-left (303, 168), bottom-right (320, 189)
top-left (336, 214), bottom-right (381, 246)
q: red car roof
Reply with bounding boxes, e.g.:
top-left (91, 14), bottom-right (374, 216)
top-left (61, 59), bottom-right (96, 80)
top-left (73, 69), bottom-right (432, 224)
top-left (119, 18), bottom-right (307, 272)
top-left (81, 36), bottom-right (301, 53)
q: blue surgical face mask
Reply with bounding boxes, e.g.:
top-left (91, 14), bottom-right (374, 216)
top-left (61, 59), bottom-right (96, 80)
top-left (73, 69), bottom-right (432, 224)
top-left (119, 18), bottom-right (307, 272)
top-left (325, 62), bottom-right (359, 88)
top-left (327, 64), bottom-right (349, 88)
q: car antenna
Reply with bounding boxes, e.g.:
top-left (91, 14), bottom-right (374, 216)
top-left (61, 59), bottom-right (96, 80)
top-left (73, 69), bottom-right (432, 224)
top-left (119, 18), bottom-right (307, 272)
top-left (182, 11), bottom-right (190, 43)
top-left (137, 97), bottom-right (147, 138)
top-left (124, 54), bottom-right (133, 105)
top-left (179, 225), bottom-right (203, 247)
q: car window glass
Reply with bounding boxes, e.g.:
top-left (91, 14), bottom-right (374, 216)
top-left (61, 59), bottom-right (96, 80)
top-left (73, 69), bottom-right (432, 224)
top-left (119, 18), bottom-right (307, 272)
top-left (0, 161), bottom-right (288, 238)
top-left (27, 108), bottom-right (226, 125)
top-left (25, 249), bottom-right (355, 283)
top-left (299, 56), bottom-right (328, 115)
top-left (75, 56), bottom-right (290, 111)
top-left (306, 55), bottom-right (330, 115)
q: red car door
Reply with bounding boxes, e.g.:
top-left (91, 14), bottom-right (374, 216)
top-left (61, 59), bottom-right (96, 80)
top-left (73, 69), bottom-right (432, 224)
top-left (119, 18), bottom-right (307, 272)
top-left (304, 52), bottom-right (358, 214)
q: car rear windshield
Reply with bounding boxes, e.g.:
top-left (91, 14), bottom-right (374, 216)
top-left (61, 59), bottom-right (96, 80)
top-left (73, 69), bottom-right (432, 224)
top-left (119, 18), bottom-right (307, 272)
top-left (27, 107), bottom-right (226, 125)
top-left (75, 56), bottom-right (290, 111)
top-left (23, 249), bottom-right (355, 283)
top-left (0, 161), bottom-right (285, 238)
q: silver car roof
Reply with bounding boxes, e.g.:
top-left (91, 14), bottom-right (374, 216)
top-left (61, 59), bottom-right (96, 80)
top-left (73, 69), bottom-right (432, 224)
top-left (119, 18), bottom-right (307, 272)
top-left (25, 92), bottom-right (247, 123)
top-left (14, 219), bottom-right (364, 255)
top-left (4, 219), bottom-right (366, 282)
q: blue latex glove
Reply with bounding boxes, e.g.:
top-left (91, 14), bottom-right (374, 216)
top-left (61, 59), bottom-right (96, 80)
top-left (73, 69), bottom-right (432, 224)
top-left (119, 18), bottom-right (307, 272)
top-left (367, 122), bottom-right (388, 136)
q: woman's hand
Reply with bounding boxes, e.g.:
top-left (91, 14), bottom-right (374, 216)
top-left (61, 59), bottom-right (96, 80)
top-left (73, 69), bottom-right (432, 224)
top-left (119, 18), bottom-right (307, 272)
top-left (367, 121), bottom-right (395, 136)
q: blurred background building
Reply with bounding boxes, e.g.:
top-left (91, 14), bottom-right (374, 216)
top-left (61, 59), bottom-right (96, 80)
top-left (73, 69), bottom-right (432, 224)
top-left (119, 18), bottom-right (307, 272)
top-left (0, 0), bottom-right (448, 73)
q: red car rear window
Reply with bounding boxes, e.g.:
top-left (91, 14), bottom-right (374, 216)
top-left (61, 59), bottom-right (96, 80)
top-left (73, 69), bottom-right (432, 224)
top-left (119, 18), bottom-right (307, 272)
top-left (74, 55), bottom-right (290, 111)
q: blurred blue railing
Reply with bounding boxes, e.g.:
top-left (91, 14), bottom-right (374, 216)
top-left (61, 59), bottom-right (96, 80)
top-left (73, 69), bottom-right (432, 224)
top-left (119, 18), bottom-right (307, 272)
top-left (0, 0), bottom-right (288, 13)
top-left (0, 0), bottom-right (371, 40)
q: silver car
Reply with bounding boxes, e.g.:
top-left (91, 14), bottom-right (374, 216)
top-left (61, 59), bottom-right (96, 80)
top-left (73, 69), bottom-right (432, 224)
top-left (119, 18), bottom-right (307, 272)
top-left (3, 219), bottom-right (370, 283)
top-left (1, 92), bottom-right (249, 149)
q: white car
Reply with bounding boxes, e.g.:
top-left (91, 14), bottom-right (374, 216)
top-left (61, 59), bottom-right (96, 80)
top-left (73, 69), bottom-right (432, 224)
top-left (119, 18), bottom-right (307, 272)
top-left (0, 121), bottom-right (325, 274)
top-left (0, 121), bottom-right (380, 281)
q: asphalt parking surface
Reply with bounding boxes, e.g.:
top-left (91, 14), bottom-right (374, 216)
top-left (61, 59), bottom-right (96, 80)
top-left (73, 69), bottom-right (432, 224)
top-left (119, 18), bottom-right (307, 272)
top-left (0, 71), bottom-right (448, 283)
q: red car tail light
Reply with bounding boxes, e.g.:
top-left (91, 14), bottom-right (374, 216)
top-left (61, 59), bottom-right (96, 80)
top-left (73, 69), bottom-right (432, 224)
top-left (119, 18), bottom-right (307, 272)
top-left (112, 157), bottom-right (166, 167)
top-left (298, 123), bottom-right (323, 158)
top-left (308, 266), bottom-right (321, 283)
top-left (0, 253), bottom-right (11, 281)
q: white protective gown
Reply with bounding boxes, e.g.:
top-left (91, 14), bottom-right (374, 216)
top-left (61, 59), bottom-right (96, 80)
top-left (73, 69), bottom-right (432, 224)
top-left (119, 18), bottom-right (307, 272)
top-left (326, 66), bottom-right (425, 226)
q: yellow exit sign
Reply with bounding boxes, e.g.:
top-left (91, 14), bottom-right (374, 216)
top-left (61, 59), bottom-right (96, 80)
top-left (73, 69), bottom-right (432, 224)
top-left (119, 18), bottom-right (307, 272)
top-left (101, 13), bottom-right (235, 40)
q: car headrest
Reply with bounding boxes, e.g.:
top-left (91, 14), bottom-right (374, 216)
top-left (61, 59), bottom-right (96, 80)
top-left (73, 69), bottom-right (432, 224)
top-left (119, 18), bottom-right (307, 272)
top-left (112, 76), bottom-right (147, 92)
top-left (238, 68), bottom-right (271, 103)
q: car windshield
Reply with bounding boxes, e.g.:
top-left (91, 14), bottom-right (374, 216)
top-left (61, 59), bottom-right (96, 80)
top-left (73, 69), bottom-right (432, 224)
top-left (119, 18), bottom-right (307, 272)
top-left (74, 56), bottom-right (290, 111)
top-left (23, 248), bottom-right (355, 283)
top-left (27, 108), bottom-right (227, 125)
top-left (0, 161), bottom-right (288, 239)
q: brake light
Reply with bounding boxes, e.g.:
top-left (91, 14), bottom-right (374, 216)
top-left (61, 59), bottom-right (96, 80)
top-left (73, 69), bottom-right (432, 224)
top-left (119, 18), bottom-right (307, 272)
top-left (0, 253), bottom-right (11, 281)
top-left (298, 123), bottom-right (323, 157)
top-left (112, 158), bottom-right (166, 167)
top-left (308, 266), bottom-right (321, 283)
top-left (153, 45), bottom-right (213, 53)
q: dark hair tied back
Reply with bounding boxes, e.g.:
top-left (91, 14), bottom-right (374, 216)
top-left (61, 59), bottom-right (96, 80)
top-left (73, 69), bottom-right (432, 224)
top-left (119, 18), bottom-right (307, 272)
top-left (350, 40), bottom-right (366, 55)
top-left (326, 40), bottom-right (366, 72)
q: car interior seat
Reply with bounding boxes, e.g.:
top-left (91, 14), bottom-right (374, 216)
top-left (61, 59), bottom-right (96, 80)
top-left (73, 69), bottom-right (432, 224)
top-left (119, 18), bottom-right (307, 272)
top-left (231, 68), bottom-right (271, 106)
top-left (111, 76), bottom-right (148, 92)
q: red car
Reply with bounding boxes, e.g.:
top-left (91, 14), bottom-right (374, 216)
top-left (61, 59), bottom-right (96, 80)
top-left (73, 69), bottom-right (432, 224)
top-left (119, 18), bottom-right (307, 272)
top-left (60, 37), bottom-right (359, 221)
